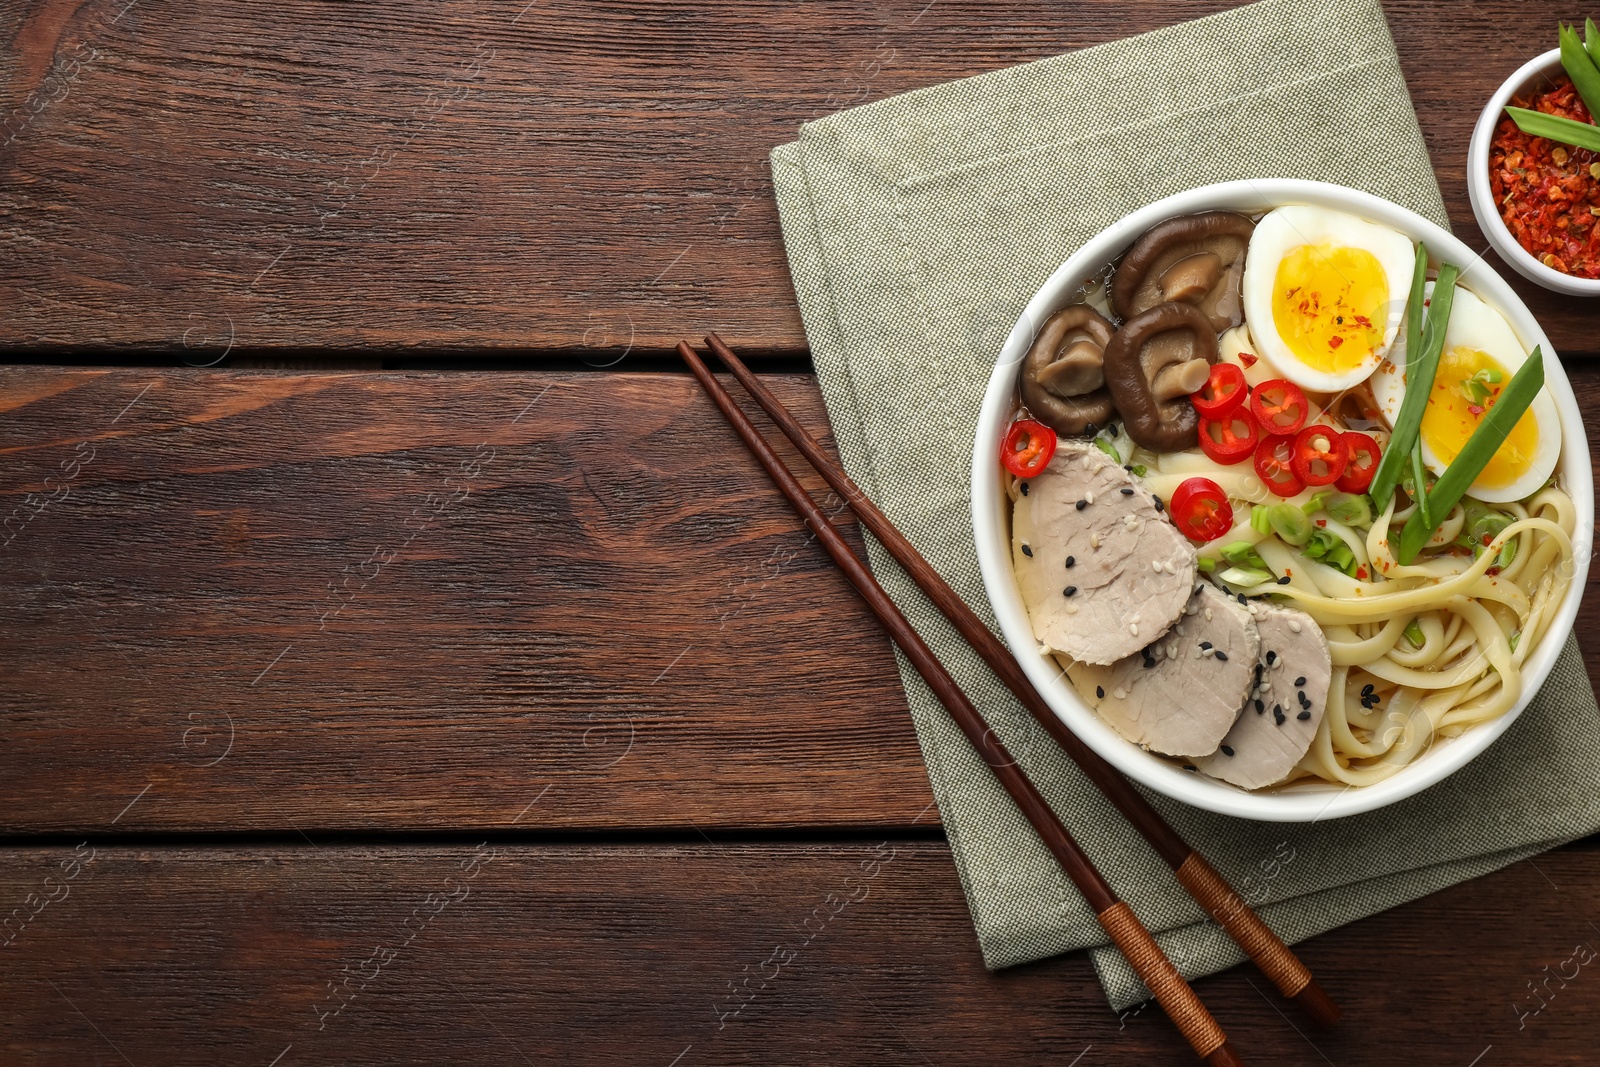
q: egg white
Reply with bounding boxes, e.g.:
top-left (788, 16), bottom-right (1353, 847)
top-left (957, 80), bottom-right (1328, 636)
top-left (1370, 284), bottom-right (1559, 504)
top-left (1242, 206), bottom-right (1417, 393)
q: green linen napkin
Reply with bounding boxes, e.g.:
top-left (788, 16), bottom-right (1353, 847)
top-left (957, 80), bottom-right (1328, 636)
top-left (768, 0), bottom-right (1600, 1010)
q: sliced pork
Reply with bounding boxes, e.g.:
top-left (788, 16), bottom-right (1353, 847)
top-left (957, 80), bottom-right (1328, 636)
top-left (1071, 583), bottom-right (1258, 758)
top-left (1196, 604), bottom-right (1330, 789)
top-left (1011, 442), bottom-right (1195, 665)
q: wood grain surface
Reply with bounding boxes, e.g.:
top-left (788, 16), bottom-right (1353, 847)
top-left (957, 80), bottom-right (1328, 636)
top-left (1, 0), bottom-right (1595, 357)
top-left (0, 367), bottom-right (943, 832)
top-left (3, 363), bottom-right (1599, 834)
top-left (1, 841), bottom-right (1597, 1065)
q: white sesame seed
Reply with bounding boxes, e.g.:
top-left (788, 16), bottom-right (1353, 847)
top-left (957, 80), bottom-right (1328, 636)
top-left (1288, 620), bottom-right (1302, 633)
top-left (1085, 490), bottom-right (1095, 505)
top-left (1152, 560), bottom-right (1162, 572)
top-left (1090, 533), bottom-right (1101, 549)
top-left (1113, 687), bottom-right (1127, 700)
top-left (1204, 608), bottom-right (1213, 621)
top-left (1129, 623), bottom-right (1139, 636)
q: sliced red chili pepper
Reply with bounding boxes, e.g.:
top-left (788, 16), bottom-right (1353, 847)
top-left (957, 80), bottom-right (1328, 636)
top-left (1169, 477), bottom-right (1234, 543)
top-left (1253, 434), bottom-right (1304, 498)
top-left (1196, 409), bottom-right (1259, 464)
top-left (1336, 431), bottom-right (1380, 494)
top-left (1290, 425), bottom-right (1349, 487)
top-left (1249, 378), bottom-right (1309, 436)
top-left (1190, 363), bottom-right (1247, 419)
top-left (1000, 418), bottom-right (1057, 479)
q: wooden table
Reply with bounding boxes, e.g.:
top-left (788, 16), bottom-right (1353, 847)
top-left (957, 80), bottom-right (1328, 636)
top-left (3, 2), bottom-right (1598, 1063)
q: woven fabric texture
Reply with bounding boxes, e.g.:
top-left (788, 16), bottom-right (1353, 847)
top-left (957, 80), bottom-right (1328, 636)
top-left (767, 0), bottom-right (1600, 1010)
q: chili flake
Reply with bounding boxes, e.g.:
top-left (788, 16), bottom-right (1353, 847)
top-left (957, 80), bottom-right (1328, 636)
top-left (1489, 75), bottom-right (1600, 279)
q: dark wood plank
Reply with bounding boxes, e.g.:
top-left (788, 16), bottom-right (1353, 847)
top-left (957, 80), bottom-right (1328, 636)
top-left (5, 362), bottom-right (1600, 834)
top-left (0, 366), bottom-right (933, 832)
top-left (1, 840), bottom-right (1597, 1064)
top-left (1, 1), bottom-right (1594, 357)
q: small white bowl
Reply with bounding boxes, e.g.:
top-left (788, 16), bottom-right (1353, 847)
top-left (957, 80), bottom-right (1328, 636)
top-left (1467, 48), bottom-right (1600, 298)
top-left (970, 179), bottom-right (1593, 822)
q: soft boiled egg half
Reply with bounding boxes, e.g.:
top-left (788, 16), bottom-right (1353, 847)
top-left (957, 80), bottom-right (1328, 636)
top-left (1370, 284), bottom-right (1559, 504)
top-left (1242, 206), bottom-right (1417, 393)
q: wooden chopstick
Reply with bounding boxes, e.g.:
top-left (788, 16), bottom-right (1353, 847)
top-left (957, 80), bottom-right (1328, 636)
top-left (678, 340), bottom-right (1246, 1067)
top-left (700, 332), bottom-right (1340, 1030)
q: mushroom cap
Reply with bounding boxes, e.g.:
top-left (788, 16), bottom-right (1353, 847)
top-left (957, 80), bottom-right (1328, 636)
top-left (1019, 304), bottom-right (1117, 437)
top-left (1111, 211), bottom-right (1255, 332)
top-left (1103, 301), bottom-right (1219, 453)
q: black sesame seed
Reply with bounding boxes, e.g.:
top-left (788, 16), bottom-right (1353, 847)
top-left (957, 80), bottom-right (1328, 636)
top-left (1361, 683), bottom-right (1374, 697)
top-left (1238, 593), bottom-right (1248, 605)
top-left (1084, 423), bottom-right (1098, 436)
top-left (1143, 658), bottom-right (1157, 669)
top-left (1064, 586), bottom-right (1078, 597)
top-left (1200, 641), bottom-right (1212, 650)
top-left (1075, 499), bottom-right (1088, 511)
top-left (1096, 686), bottom-right (1105, 699)
top-left (1336, 316), bottom-right (1344, 324)
top-left (1183, 764), bottom-right (1197, 772)
top-left (1294, 676), bottom-right (1307, 687)
top-left (1274, 710), bottom-right (1287, 726)
top-left (1220, 745), bottom-right (1235, 757)
top-left (1299, 692), bottom-right (1312, 708)
top-left (1124, 464), bottom-right (1134, 472)
top-left (1153, 495), bottom-right (1164, 512)
top-left (1065, 555), bottom-right (1076, 568)
top-left (1266, 650), bottom-right (1278, 664)
top-left (1254, 699), bottom-right (1265, 713)
top-left (1214, 650), bottom-right (1229, 662)
top-left (1277, 576), bottom-right (1291, 585)
top-left (1297, 710), bottom-right (1312, 721)
top-left (1121, 486), bottom-right (1135, 496)
top-left (1021, 544), bottom-right (1033, 557)
top-left (1020, 482), bottom-right (1029, 496)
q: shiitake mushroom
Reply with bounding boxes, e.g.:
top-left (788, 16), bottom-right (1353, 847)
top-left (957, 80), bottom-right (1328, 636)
top-left (1111, 211), bottom-right (1255, 332)
top-left (1018, 305), bottom-right (1117, 437)
top-left (1103, 301), bottom-right (1218, 453)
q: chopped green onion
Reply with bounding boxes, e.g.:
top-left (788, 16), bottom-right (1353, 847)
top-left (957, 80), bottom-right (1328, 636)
top-left (1397, 347), bottom-right (1546, 564)
top-left (1197, 556), bottom-right (1216, 573)
top-left (1325, 543), bottom-right (1355, 573)
top-left (1589, 17), bottom-right (1599, 63)
top-left (1497, 537), bottom-right (1519, 569)
top-left (1129, 463), bottom-right (1147, 478)
top-left (1562, 22), bottom-right (1600, 123)
top-left (1250, 504), bottom-right (1272, 535)
top-left (1458, 368), bottom-right (1501, 405)
top-left (1221, 540), bottom-right (1259, 563)
top-left (1093, 437), bottom-right (1121, 462)
top-left (1267, 503), bottom-right (1313, 546)
top-left (1409, 440), bottom-right (1432, 533)
top-left (1509, 630), bottom-right (1522, 652)
top-left (1505, 106), bottom-right (1600, 153)
top-left (1301, 491), bottom-right (1330, 516)
top-left (1326, 493), bottom-right (1372, 527)
top-left (1403, 619), bottom-right (1425, 647)
top-left (1369, 251), bottom-right (1454, 507)
top-left (1218, 566), bottom-right (1273, 588)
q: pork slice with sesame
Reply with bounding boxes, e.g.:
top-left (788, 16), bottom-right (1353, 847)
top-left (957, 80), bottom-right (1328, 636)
top-left (1195, 605), bottom-right (1330, 789)
top-left (1011, 442), bottom-right (1195, 665)
top-left (1070, 583), bottom-right (1258, 757)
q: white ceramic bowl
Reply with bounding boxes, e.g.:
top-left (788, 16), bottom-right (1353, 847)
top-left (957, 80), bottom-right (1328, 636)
top-left (1467, 47), bottom-right (1600, 298)
top-left (971, 179), bottom-right (1594, 822)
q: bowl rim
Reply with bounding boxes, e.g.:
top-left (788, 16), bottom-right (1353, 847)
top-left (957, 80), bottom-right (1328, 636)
top-left (970, 178), bottom-right (1594, 822)
top-left (1466, 46), bottom-right (1600, 296)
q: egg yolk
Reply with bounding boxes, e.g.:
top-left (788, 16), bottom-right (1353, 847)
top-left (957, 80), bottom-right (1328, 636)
top-left (1421, 346), bottom-right (1538, 489)
top-left (1271, 244), bottom-right (1389, 373)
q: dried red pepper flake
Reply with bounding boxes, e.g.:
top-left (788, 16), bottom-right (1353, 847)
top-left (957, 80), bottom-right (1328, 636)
top-left (1489, 75), bottom-right (1600, 279)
